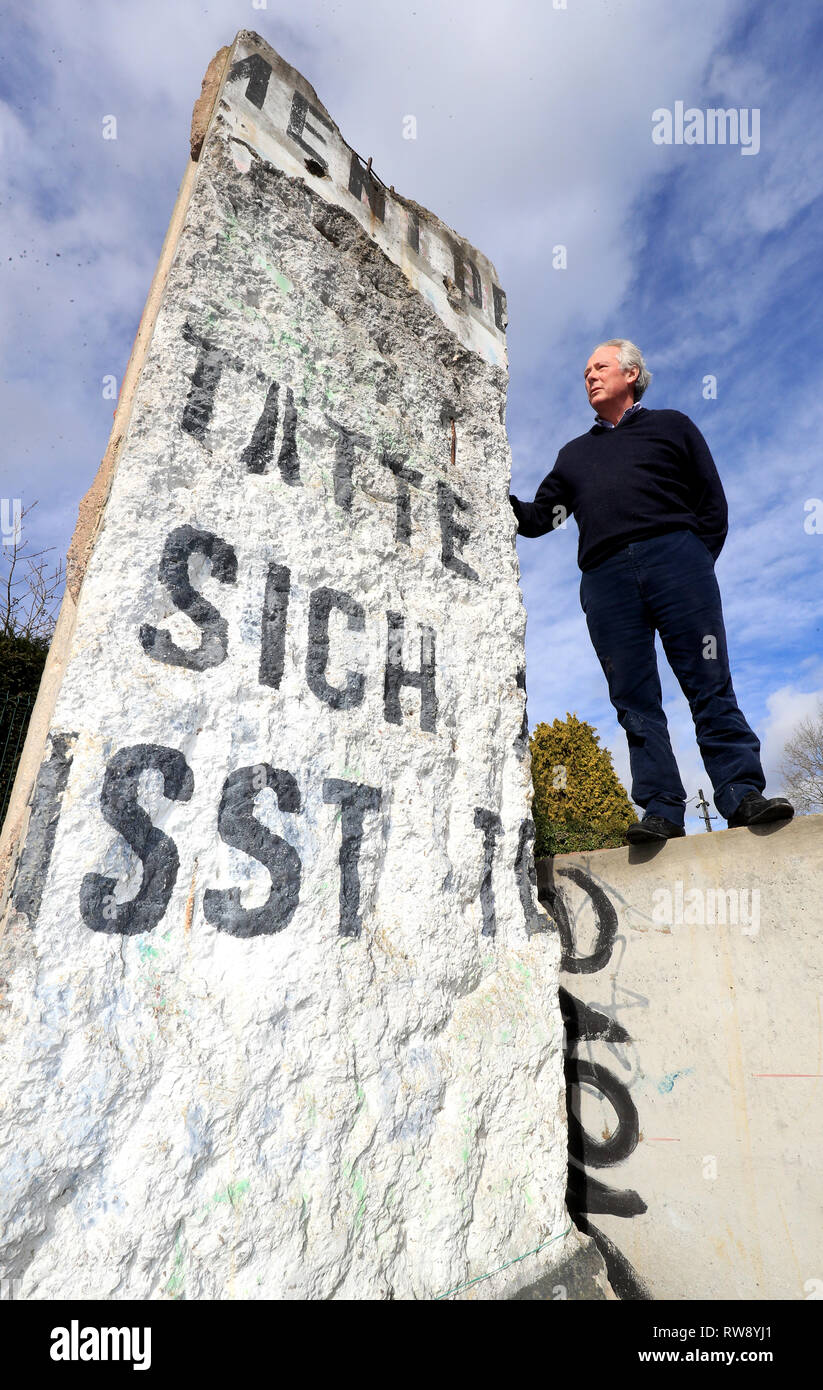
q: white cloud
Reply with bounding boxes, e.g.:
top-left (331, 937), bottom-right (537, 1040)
top-left (759, 681), bottom-right (823, 791)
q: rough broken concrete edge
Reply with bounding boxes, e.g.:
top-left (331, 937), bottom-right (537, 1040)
top-left (227, 29), bottom-right (507, 341)
top-left (0, 41), bottom-right (237, 935)
top-left (191, 44), bottom-right (231, 160)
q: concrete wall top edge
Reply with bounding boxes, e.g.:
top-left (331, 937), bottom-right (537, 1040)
top-left (543, 811), bottom-right (823, 877)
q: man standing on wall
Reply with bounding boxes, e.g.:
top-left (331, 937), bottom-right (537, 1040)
top-left (509, 339), bottom-right (794, 843)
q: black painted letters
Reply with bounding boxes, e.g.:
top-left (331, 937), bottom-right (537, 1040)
top-left (204, 765), bottom-right (302, 937)
top-left (322, 778), bottom-right (382, 937)
top-left (384, 611), bottom-right (437, 731)
top-left (80, 744), bottom-right (194, 935)
top-left (139, 526), bottom-right (236, 671)
top-left (306, 588), bottom-right (366, 710)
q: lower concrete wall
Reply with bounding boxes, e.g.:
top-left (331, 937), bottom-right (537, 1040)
top-left (537, 813), bottom-right (823, 1301)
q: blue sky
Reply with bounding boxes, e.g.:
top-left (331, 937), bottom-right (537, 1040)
top-left (1, 0), bottom-right (821, 830)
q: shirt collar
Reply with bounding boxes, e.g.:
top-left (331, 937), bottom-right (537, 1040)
top-left (594, 401), bottom-right (645, 430)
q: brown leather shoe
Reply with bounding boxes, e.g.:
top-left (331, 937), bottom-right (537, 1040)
top-left (727, 792), bottom-right (794, 828)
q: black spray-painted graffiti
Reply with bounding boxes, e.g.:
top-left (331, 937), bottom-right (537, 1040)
top-left (224, 54), bottom-right (508, 337)
top-left (538, 862), bottom-right (652, 1301)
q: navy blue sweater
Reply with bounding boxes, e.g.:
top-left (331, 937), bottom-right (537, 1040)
top-left (509, 408), bottom-right (728, 571)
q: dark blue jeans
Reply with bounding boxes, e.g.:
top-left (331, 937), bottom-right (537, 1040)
top-left (579, 528), bottom-right (765, 826)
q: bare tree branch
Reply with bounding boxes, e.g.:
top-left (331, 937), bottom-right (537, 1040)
top-left (0, 499), bottom-right (65, 644)
top-left (778, 699), bottom-right (823, 815)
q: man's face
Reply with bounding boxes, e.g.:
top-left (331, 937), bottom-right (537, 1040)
top-left (584, 345), bottom-right (638, 411)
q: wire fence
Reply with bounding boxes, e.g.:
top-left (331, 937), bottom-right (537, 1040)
top-left (0, 691), bottom-right (35, 827)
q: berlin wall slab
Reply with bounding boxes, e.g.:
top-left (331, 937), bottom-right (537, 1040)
top-left (0, 32), bottom-right (575, 1300)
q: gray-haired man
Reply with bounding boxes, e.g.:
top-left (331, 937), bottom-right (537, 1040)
top-left (509, 339), bottom-right (793, 842)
